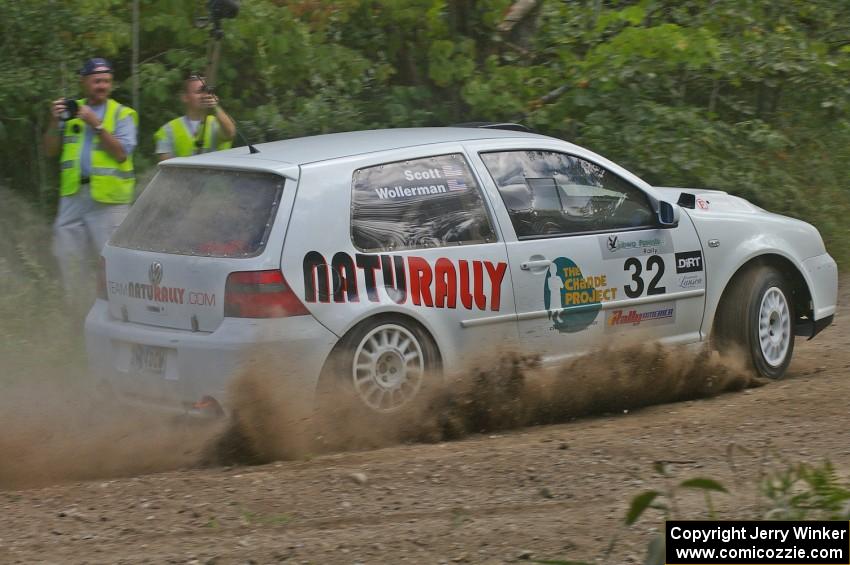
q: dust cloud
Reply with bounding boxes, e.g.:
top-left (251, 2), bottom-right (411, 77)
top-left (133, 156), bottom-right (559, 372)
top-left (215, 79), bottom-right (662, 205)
top-left (0, 187), bottom-right (757, 488)
top-left (207, 342), bottom-right (757, 465)
top-left (0, 327), bottom-right (756, 490)
top-left (0, 187), bottom-right (222, 490)
top-left (0, 382), bottom-right (224, 490)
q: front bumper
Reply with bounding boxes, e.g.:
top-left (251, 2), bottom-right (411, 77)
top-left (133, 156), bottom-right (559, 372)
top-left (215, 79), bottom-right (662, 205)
top-left (802, 253), bottom-right (838, 321)
top-left (85, 300), bottom-right (338, 418)
top-left (795, 314), bottom-right (834, 341)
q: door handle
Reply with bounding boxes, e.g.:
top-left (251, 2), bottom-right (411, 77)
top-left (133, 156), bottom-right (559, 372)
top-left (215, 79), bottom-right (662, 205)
top-left (520, 259), bottom-right (552, 271)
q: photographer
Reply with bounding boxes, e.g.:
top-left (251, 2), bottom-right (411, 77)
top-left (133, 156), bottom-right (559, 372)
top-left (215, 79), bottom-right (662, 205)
top-left (43, 57), bottom-right (138, 307)
top-left (154, 74), bottom-right (235, 160)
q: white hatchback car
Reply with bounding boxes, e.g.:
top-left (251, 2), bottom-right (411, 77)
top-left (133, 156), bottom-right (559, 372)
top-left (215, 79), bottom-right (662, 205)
top-left (86, 126), bottom-right (838, 418)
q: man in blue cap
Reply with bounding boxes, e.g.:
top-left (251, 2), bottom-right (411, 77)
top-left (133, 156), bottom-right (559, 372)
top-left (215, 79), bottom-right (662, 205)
top-left (43, 57), bottom-right (138, 309)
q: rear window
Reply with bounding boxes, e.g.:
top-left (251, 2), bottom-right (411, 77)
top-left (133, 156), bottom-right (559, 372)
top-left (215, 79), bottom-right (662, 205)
top-left (111, 167), bottom-right (283, 257)
top-left (351, 153), bottom-right (496, 252)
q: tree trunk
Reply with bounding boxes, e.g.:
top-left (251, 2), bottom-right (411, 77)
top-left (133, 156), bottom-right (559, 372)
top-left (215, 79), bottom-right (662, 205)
top-left (497, 0), bottom-right (541, 47)
top-left (497, 0), bottom-right (541, 33)
top-left (709, 78), bottom-right (720, 114)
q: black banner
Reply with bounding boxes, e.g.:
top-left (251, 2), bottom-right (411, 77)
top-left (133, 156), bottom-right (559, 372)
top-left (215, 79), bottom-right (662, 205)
top-left (666, 520), bottom-right (849, 564)
top-left (674, 250), bottom-right (703, 273)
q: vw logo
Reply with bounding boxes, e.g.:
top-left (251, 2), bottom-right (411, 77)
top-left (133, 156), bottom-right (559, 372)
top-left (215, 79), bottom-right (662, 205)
top-left (148, 261), bottom-right (163, 286)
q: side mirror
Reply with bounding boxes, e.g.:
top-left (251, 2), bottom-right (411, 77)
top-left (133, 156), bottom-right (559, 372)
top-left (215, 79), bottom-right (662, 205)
top-left (657, 200), bottom-right (680, 229)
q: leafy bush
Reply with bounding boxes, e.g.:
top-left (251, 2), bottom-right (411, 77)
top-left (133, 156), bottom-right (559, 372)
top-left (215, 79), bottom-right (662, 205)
top-left (534, 455), bottom-right (850, 564)
top-left (1, 1), bottom-right (847, 270)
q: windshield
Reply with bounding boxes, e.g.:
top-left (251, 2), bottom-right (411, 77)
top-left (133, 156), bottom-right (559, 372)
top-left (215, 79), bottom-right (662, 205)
top-left (111, 167), bottom-right (284, 257)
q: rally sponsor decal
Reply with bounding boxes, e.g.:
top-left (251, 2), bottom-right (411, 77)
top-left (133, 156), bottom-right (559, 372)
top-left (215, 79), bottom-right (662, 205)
top-left (678, 274), bottom-right (704, 289)
top-left (599, 232), bottom-right (673, 259)
top-left (108, 282), bottom-right (217, 307)
top-left (109, 281), bottom-right (183, 304)
top-left (605, 302), bottom-right (676, 330)
top-left (303, 252), bottom-right (506, 312)
top-left (696, 197), bottom-right (709, 210)
top-left (108, 262), bottom-right (216, 306)
top-left (544, 257), bottom-right (618, 333)
top-left (675, 250), bottom-right (703, 273)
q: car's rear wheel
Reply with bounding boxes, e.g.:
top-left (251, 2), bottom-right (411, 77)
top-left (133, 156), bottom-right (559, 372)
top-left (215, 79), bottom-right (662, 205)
top-left (350, 323), bottom-right (428, 412)
top-left (318, 316), bottom-right (440, 418)
top-left (714, 265), bottom-right (795, 379)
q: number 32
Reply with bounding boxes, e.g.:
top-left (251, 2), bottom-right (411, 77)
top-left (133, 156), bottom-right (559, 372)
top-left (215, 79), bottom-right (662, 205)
top-left (623, 256), bottom-right (666, 298)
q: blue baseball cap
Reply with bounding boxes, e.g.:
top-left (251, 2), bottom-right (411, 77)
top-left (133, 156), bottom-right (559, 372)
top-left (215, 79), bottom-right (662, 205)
top-left (79, 58), bottom-right (113, 76)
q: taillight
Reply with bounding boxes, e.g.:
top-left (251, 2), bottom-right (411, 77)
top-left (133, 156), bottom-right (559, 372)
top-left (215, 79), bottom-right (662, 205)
top-left (97, 256), bottom-right (107, 300)
top-left (224, 270), bottom-right (309, 318)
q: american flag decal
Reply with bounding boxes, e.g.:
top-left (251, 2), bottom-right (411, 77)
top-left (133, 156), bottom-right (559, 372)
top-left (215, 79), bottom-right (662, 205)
top-left (442, 164), bottom-right (467, 191)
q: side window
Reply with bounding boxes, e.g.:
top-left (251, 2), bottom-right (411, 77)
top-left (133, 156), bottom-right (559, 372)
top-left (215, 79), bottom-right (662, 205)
top-left (351, 154), bottom-right (496, 252)
top-left (480, 150), bottom-right (655, 239)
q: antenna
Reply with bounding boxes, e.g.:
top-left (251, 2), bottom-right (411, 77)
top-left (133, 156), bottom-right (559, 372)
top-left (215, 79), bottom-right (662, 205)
top-left (192, 0), bottom-right (258, 155)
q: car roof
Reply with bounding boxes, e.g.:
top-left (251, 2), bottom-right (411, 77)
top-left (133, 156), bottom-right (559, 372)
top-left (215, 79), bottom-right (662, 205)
top-left (166, 127), bottom-right (553, 168)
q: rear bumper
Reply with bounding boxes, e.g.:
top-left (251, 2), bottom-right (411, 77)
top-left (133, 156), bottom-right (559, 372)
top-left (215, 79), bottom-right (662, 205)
top-left (84, 300), bottom-right (338, 418)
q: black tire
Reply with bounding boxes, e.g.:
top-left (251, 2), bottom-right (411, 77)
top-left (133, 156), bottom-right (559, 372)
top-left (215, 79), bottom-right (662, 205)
top-left (317, 315), bottom-right (441, 418)
top-left (714, 265), bottom-right (795, 379)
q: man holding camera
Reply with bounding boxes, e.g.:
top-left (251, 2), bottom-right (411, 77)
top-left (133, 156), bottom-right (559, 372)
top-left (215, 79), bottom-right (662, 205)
top-left (154, 75), bottom-right (235, 160)
top-left (43, 57), bottom-right (138, 307)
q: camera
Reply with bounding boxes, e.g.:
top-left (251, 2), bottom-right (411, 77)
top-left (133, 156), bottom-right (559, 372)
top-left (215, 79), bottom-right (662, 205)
top-left (59, 98), bottom-right (79, 121)
top-left (207, 0), bottom-right (239, 21)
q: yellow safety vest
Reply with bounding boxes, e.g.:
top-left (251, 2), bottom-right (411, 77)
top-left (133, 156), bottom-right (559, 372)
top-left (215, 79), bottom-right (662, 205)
top-left (59, 98), bottom-right (137, 204)
top-left (154, 115), bottom-right (232, 158)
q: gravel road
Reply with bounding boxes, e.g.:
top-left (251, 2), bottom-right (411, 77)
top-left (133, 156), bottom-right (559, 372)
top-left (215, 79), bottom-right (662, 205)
top-left (0, 285), bottom-right (846, 565)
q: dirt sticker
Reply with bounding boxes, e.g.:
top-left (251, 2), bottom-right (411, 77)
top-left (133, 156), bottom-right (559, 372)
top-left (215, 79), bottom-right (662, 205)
top-left (675, 250), bottom-right (704, 273)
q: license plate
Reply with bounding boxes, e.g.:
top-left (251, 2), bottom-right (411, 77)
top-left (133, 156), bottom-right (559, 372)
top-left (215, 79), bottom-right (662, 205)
top-left (131, 344), bottom-right (166, 375)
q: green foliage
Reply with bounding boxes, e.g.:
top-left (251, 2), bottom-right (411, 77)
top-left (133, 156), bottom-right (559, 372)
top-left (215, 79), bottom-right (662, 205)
top-left (240, 510), bottom-right (292, 526)
top-left (620, 459), bottom-right (850, 565)
top-left (626, 474), bottom-right (729, 525)
top-left (0, 0), bottom-right (848, 264)
top-left (761, 461), bottom-right (850, 520)
top-left (679, 478), bottom-right (728, 493)
top-left (626, 490), bottom-right (660, 525)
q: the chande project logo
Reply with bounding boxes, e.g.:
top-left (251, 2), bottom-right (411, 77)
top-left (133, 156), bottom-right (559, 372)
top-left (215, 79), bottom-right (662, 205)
top-left (543, 257), bottom-right (614, 333)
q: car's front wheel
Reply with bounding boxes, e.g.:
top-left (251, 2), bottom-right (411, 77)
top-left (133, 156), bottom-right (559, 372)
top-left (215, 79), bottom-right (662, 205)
top-left (715, 265), bottom-right (795, 379)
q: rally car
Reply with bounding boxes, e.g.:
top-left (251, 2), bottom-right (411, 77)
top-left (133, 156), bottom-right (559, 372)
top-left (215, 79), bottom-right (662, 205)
top-left (85, 126), bottom-right (838, 418)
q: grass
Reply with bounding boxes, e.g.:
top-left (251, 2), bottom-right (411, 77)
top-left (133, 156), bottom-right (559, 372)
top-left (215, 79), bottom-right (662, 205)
top-left (534, 450), bottom-right (850, 565)
top-left (241, 510), bottom-right (292, 526)
top-left (0, 187), bottom-right (88, 386)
